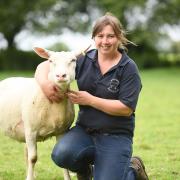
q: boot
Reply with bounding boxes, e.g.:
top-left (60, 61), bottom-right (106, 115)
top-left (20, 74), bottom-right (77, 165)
top-left (131, 156), bottom-right (149, 180)
top-left (77, 165), bottom-right (93, 180)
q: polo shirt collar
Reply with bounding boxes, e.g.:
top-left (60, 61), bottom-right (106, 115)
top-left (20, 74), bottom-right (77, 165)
top-left (86, 49), bottom-right (97, 61)
top-left (86, 48), bottom-right (130, 67)
top-left (118, 49), bottom-right (131, 67)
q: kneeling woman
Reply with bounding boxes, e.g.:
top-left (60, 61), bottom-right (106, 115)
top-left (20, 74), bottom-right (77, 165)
top-left (35, 12), bottom-right (149, 180)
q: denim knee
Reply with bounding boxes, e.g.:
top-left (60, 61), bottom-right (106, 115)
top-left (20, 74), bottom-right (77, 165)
top-left (51, 142), bottom-right (73, 168)
top-left (51, 125), bottom-right (95, 172)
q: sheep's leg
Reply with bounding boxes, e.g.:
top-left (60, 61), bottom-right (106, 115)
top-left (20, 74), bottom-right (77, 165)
top-left (56, 135), bottom-right (71, 180)
top-left (25, 131), bottom-right (37, 180)
top-left (25, 146), bottom-right (28, 168)
top-left (63, 169), bottom-right (71, 180)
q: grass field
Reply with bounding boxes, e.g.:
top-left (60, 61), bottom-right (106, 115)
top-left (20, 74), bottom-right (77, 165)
top-left (0, 68), bottom-right (180, 180)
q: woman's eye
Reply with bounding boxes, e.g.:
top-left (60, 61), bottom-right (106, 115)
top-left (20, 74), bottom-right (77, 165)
top-left (108, 35), bottom-right (115, 38)
top-left (97, 35), bottom-right (103, 38)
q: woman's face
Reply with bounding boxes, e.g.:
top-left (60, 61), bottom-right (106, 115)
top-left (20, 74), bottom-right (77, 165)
top-left (94, 25), bottom-right (120, 55)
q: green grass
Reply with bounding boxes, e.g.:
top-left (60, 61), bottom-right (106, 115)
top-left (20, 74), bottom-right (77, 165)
top-left (134, 68), bottom-right (180, 180)
top-left (0, 68), bottom-right (180, 180)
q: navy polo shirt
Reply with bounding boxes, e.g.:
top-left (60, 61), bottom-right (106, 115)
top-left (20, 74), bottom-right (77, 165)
top-left (75, 49), bottom-right (142, 137)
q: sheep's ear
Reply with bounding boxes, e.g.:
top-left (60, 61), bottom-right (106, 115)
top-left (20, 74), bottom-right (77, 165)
top-left (74, 44), bottom-right (92, 58)
top-left (33, 47), bottom-right (53, 59)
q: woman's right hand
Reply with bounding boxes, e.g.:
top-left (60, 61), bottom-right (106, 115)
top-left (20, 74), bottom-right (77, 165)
top-left (35, 61), bottom-right (65, 103)
top-left (41, 80), bottom-right (65, 103)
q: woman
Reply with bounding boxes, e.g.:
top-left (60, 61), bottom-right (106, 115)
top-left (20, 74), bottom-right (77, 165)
top-left (35, 13), bottom-right (148, 180)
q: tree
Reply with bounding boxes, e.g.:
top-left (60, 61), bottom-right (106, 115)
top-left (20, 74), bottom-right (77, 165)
top-left (95, 0), bottom-right (180, 47)
top-left (0, 0), bottom-right (93, 49)
top-left (95, 0), bottom-right (180, 68)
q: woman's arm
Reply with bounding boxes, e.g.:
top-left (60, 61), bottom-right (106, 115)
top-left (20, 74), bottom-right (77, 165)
top-left (34, 61), bottom-right (63, 102)
top-left (67, 90), bottom-right (133, 117)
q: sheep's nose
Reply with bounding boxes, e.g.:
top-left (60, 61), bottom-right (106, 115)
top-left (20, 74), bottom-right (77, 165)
top-left (56, 74), bottom-right (67, 81)
top-left (62, 74), bottom-right (66, 78)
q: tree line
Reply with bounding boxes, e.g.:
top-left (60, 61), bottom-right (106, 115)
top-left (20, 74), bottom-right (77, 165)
top-left (0, 0), bottom-right (180, 70)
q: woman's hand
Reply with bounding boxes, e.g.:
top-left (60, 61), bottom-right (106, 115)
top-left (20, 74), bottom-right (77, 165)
top-left (41, 80), bottom-right (65, 103)
top-left (67, 90), bottom-right (132, 116)
top-left (35, 61), bottom-right (65, 103)
top-left (67, 90), bottom-right (94, 106)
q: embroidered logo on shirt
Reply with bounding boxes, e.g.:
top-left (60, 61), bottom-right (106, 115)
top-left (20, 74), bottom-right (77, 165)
top-left (107, 79), bottom-right (120, 93)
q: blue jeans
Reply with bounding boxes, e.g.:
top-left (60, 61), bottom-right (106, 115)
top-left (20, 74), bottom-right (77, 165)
top-left (51, 125), bottom-right (136, 180)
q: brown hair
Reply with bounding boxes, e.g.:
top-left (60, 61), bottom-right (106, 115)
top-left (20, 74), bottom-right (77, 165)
top-left (92, 12), bottom-right (135, 49)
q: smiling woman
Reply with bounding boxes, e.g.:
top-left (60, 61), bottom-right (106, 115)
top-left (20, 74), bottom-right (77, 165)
top-left (35, 12), bottom-right (149, 180)
top-left (93, 24), bottom-right (122, 75)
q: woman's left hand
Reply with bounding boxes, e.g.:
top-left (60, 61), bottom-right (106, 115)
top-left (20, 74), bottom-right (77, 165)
top-left (67, 90), bottom-right (94, 106)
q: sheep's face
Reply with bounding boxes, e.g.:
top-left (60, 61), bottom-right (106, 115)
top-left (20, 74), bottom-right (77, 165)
top-left (48, 51), bottom-right (77, 87)
top-left (34, 46), bottom-right (91, 90)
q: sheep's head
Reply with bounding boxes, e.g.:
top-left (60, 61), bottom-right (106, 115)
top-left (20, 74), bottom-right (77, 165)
top-left (33, 46), bottom-right (90, 91)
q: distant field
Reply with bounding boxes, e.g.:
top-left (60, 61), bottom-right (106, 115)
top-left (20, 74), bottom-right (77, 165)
top-left (0, 68), bottom-right (180, 180)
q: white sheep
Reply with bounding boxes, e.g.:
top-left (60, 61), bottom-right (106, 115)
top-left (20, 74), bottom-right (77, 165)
top-left (0, 47), bottom-right (89, 180)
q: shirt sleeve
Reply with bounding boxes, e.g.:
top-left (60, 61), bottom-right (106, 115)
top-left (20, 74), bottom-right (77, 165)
top-left (118, 62), bottom-right (142, 111)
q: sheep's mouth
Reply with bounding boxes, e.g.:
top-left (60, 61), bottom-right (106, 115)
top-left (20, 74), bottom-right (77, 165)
top-left (59, 80), bottom-right (67, 82)
top-left (56, 79), bottom-right (68, 83)
top-left (56, 80), bottom-right (70, 86)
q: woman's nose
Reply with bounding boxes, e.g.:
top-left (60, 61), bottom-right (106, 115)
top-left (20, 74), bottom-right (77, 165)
top-left (102, 37), bottom-right (109, 44)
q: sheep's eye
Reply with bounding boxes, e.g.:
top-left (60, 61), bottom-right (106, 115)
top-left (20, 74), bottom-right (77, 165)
top-left (71, 59), bottom-right (76, 62)
top-left (49, 59), bottom-right (56, 66)
top-left (49, 59), bottom-right (53, 63)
